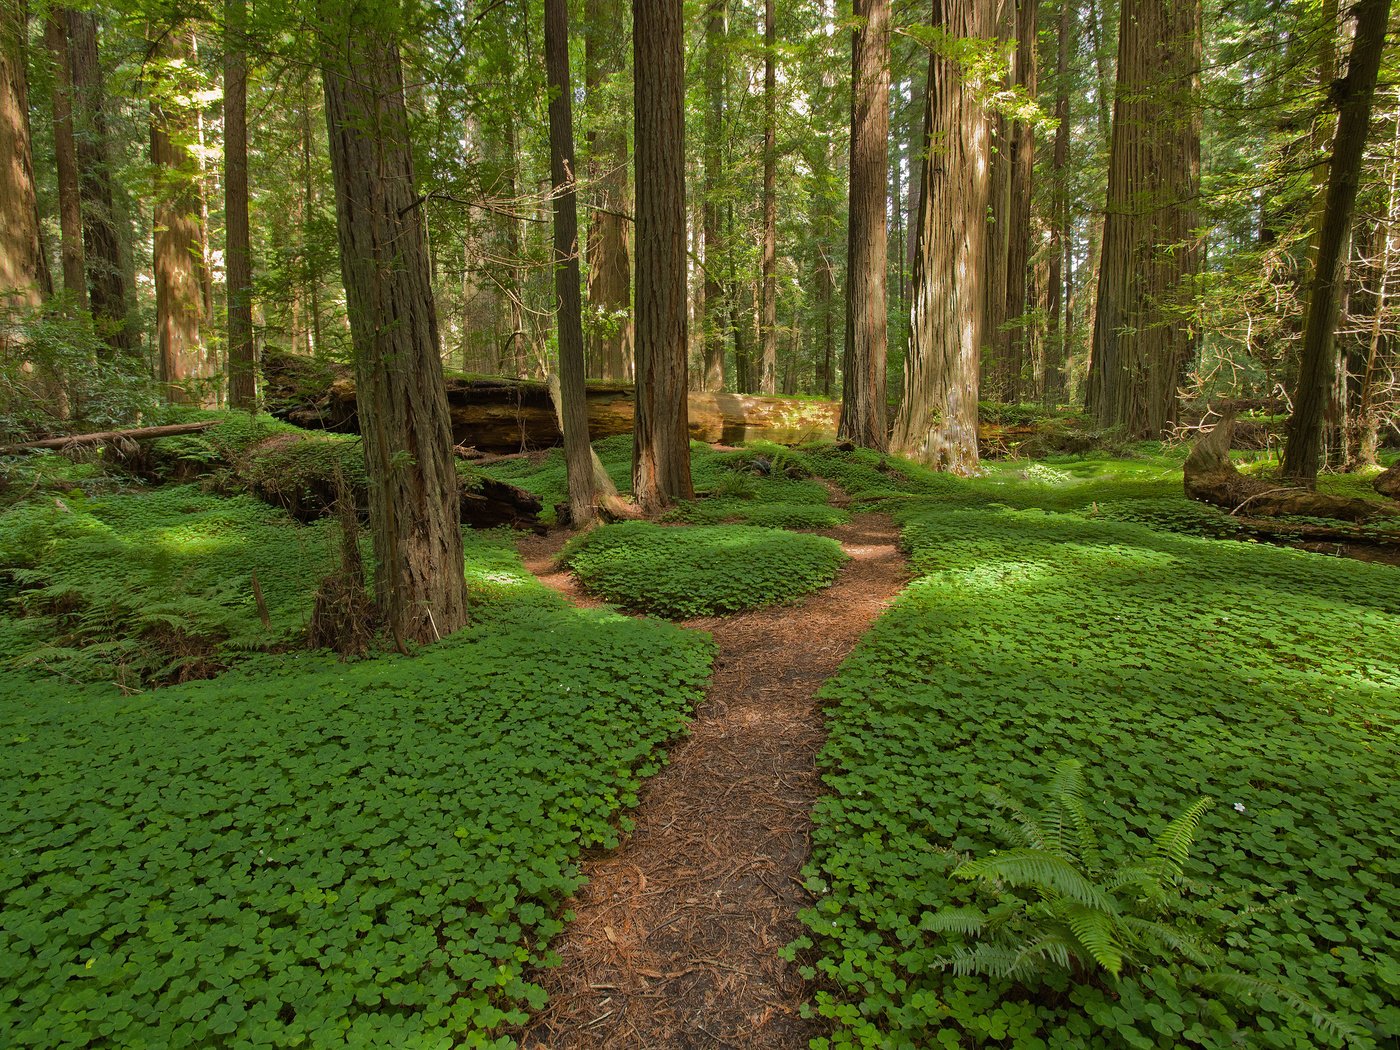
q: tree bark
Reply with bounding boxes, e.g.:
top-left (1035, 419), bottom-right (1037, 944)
top-left (1086, 0), bottom-right (1200, 438)
top-left (1282, 0), bottom-right (1392, 484)
top-left (150, 28), bottom-right (206, 402)
top-left (321, 8), bottom-right (468, 644)
top-left (68, 10), bottom-right (134, 352)
top-left (1, 0), bottom-right (50, 310)
top-left (1045, 0), bottom-right (1074, 403)
top-left (544, 0), bottom-right (599, 526)
top-left (1000, 0), bottom-right (1037, 405)
top-left (839, 0), bottom-right (890, 450)
top-left (632, 0), bottom-right (693, 511)
top-left (891, 0), bottom-right (993, 473)
top-left (45, 8), bottom-right (86, 308)
top-left (701, 0), bottom-right (727, 392)
top-left (759, 0), bottom-right (779, 395)
top-left (224, 0), bottom-right (255, 409)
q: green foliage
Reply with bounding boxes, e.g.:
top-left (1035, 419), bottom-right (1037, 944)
top-left (0, 307), bottom-right (158, 443)
top-left (0, 531), bottom-right (714, 1047)
top-left (0, 484), bottom-right (337, 687)
top-left (796, 455), bottom-right (1400, 1049)
top-left (561, 521), bottom-right (847, 618)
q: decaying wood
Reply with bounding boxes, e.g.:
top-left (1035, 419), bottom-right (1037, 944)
top-left (1185, 415), bottom-right (1398, 524)
top-left (1375, 463), bottom-right (1400, 500)
top-left (262, 349), bottom-right (840, 452)
top-left (0, 419), bottom-right (220, 454)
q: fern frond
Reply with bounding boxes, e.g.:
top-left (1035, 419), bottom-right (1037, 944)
top-left (920, 907), bottom-right (986, 935)
top-left (1152, 796), bottom-right (1213, 876)
top-left (1195, 970), bottom-right (1364, 1046)
top-left (983, 784), bottom-right (1047, 850)
top-left (954, 848), bottom-right (1117, 912)
top-left (1117, 915), bottom-right (1218, 967)
top-left (1101, 859), bottom-right (1174, 895)
top-left (1062, 902), bottom-right (1125, 976)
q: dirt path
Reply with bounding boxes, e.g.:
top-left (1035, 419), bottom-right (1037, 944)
top-left (514, 502), bottom-right (909, 1048)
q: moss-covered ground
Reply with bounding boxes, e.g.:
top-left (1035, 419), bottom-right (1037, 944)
top-left (2, 429), bottom-right (1396, 1048)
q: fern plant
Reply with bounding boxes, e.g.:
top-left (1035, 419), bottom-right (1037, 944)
top-left (924, 759), bottom-right (1216, 981)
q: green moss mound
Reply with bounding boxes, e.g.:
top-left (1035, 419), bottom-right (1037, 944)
top-left (796, 460), bottom-right (1400, 1049)
top-left (0, 532), bottom-right (714, 1048)
top-left (561, 521), bottom-right (847, 617)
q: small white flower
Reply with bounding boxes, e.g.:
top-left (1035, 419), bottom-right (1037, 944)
top-left (1233, 802), bottom-right (1246, 813)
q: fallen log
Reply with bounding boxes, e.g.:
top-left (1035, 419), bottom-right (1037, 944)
top-left (1375, 463), bottom-right (1400, 500)
top-left (106, 427), bottom-right (544, 532)
top-left (1184, 415), bottom-right (1398, 524)
top-left (0, 420), bottom-right (220, 454)
top-left (262, 348), bottom-right (840, 451)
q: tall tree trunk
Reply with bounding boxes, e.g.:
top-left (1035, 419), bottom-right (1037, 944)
top-left (982, 2), bottom-right (1014, 403)
top-left (891, 0), bottom-right (992, 473)
top-left (632, 0), bottom-right (693, 510)
top-left (1000, 0), bottom-right (1037, 405)
top-left (1283, 0), bottom-right (1392, 484)
top-left (1, 0), bottom-right (50, 310)
top-left (585, 0), bottom-right (633, 382)
top-left (225, 0), bottom-right (254, 409)
top-left (67, 10), bottom-right (134, 351)
top-left (501, 115), bottom-right (527, 377)
top-left (301, 79), bottom-right (324, 357)
top-left (1045, 0), bottom-right (1074, 404)
top-left (1085, 0), bottom-right (1200, 438)
top-left (150, 28), bottom-right (206, 403)
top-left (701, 0), bottom-right (726, 392)
top-left (758, 0), bottom-right (779, 394)
top-left (839, 0), bottom-right (890, 449)
top-left (544, 0), bottom-right (598, 525)
top-left (45, 7), bottom-right (86, 308)
top-left (321, 8), bottom-right (468, 644)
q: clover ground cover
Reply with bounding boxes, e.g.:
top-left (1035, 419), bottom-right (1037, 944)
top-left (0, 515), bottom-right (714, 1047)
top-left (795, 457), bottom-right (1400, 1048)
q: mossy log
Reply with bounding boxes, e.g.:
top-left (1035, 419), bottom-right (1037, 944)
top-left (262, 349), bottom-right (840, 451)
top-left (108, 428), bottom-right (544, 532)
top-left (1184, 415), bottom-right (1397, 524)
top-left (1375, 463), bottom-right (1400, 501)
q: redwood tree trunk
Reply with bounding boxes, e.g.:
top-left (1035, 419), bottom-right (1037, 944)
top-left (1, 1), bottom-right (50, 309)
top-left (45, 7), bottom-right (86, 307)
top-left (632, 0), bottom-right (693, 511)
top-left (1000, 0), bottom-right (1037, 405)
top-left (1283, 0), bottom-right (1392, 484)
top-left (225, 0), bottom-right (255, 409)
top-left (68, 9), bottom-right (134, 352)
top-left (321, 10), bottom-right (468, 644)
top-left (150, 29), bottom-right (205, 402)
top-left (839, 0), bottom-right (890, 450)
top-left (545, 0), bottom-right (598, 525)
top-left (891, 0), bottom-right (992, 473)
top-left (1045, 0), bottom-right (1073, 403)
top-left (759, 0), bottom-right (778, 395)
top-left (585, 0), bottom-right (633, 382)
top-left (1086, 0), bottom-right (1200, 437)
top-left (701, 0), bottom-right (727, 392)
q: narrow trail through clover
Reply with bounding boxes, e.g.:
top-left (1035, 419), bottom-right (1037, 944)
top-left (513, 493), bottom-right (910, 1048)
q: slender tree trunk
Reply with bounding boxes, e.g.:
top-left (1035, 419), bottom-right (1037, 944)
top-left (585, 0), bottom-right (633, 382)
top-left (839, 0), bottom-right (890, 449)
top-left (982, 3), bottom-right (1014, 403)
top-left (1045, 0), bottom-right (1074, 404)
top-left (891, 0), bottom-right (993, 473)
top-left (45, 8), bottom-right (86, 308)
top-left (67, 10), bottom-right (134, 351)
top-left (1283, 0), bottom-right (1392, 484)
top-left (321, 10), bottom-right (468, 644)
top-left (225, 0), bottom-right (254, 409)
top-left (501, 116), bottom-right (527, 377)
top-left (544, 0), bottom-right (598, 525)
top-left (1, 1), bottom-right (50, 309)
top-left (758, 0), bottom-right (779, 394)
top-left (1000, 0), bottom-right (1037, 405)
top-left (632, 0), bottom-right (693, 510)
top-left (730, 220), bottom-right (752, 393)
top-left (1085, 0), bottom-right (1200, 438)
top-left (701, 0), bottom-right (726, 392)
top-left (301, 79), bottom-right (324, 357)
top-left (149, 28), bottom-right (205, 402)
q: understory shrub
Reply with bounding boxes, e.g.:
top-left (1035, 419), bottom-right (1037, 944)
top-left (795, 462), bottom-right (1400, 1048)
top-left (0, 533), bottom-right (714, 1047)
top-left (561, 521), bottom-right (848, 617)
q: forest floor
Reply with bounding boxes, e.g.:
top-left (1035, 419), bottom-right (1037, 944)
top-left (513, 491), bottom-right (910, 1049)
